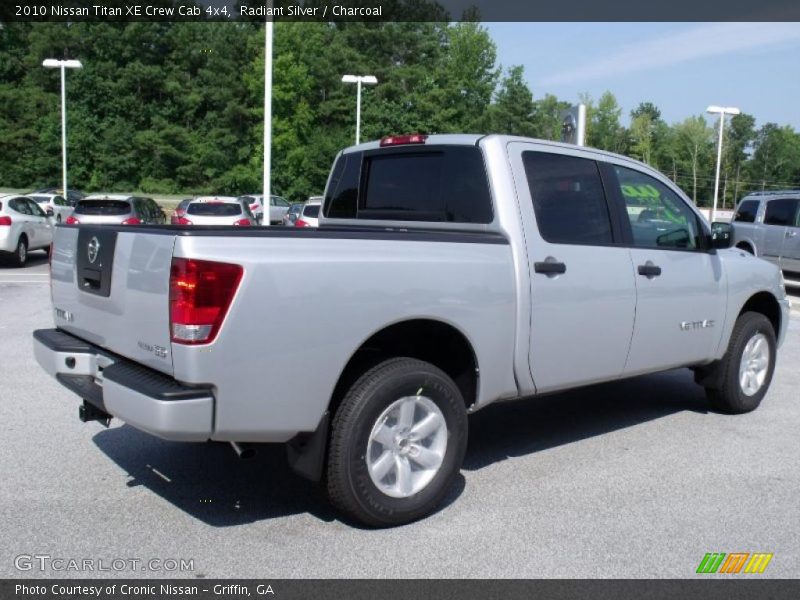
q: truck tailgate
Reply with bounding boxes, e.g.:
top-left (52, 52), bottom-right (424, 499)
top-left (50, 226), bottom-right (175, 376)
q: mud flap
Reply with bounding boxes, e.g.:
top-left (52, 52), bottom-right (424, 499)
top-left (286, 411), bottom-right (329, 482)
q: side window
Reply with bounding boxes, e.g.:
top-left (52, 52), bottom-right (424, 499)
top-left (764, 199), bottom-right (798, 226)
top-left (148, 199), bottom-right (161, 221)
top-left (733, 200), bottom-right (759, 223)
top-left (522, 151), bottom-right (613, 245)
top-left (324, 152), bottom-right (359, 218)
top-left (26, 199), bottom-right (47, 217)
top-left (9, 198), bottom-right (32, 215)
top-left (272, 196), bottom-right (289, 207)
top-left (614, 166), bottom-right (701, 250)
top-left (134, 199), bottom-right (148, 219)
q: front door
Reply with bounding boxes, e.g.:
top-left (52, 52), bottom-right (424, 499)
top-left (509, 144), bottom-right (637, 393)
top-left (608, 165), bottom-right (726, 374)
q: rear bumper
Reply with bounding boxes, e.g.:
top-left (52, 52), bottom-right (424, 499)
top-left (33, 328), bottom-right (213, 441)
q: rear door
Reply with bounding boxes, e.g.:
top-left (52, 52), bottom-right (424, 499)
top-left (761, 198), bottom-right (797, 263)
top-left (607, 164), bottom-right (725, 373)
top-left (509, 144), bottom-right (637, 393)
top-left (23, 197), bottom-right (53, 249)
top-left (8, 197), bottom-right (37, 246)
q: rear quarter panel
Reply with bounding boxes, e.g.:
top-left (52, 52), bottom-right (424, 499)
top-left (172, 233), bottom-right (519, 442)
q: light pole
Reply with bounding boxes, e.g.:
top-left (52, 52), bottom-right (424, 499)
top-left (42, 59), bottom-right (82, 203)
top-left (706, 105), bottom-right (740, 223)
top-left (341, 75), bottom-right (378, 145)
top-left (263, 18), bottom-right (273, 225)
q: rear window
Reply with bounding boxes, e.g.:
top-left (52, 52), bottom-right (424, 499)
top-left (324, 146), bottom-right (493, 223)
top-left (764, 198), bottom-right (798, 226)
top-left (75, 200), bottom-right (131, 215)
top-left (523, 151), bottom-right (613, 246)
top-left (734, 200), bottom-right (759, 223)
top-left (303, 204), bottom-right (320, 218)
top-left (187, 203), bottom-right (243, 216)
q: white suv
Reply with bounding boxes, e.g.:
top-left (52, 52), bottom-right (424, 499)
top-left (0, 195), bottom-right (53, 267)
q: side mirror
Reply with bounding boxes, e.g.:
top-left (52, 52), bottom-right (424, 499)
top-left (710, 221), bottom-right (733, 249)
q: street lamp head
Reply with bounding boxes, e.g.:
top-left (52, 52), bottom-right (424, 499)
top-left (706, 105), bottom-right (740, 115)
top-left (42, 59), bottom-right (83, 69)
top-left (342, 74), bottom-right (377, 85)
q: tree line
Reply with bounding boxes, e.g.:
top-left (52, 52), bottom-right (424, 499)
top-left (1, 20), bottom-right (798, 205)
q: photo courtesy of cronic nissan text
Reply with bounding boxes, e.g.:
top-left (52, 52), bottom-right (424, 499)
top-left (0, 0), bottom-right (799, 598)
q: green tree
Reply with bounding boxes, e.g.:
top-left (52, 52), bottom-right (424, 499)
top-left (484, 65), bottom-right (536, 136)
top-left (588, 91), bottom-right (625, 152)
top-left (674, 116), bottom-right (714, 204)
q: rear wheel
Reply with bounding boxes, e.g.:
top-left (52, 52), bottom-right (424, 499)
top-left (327, 357), bottom-right (468, 527)
top-left (11, 236), bottom-right (28, 267)
top-left (705, 312), bottom-right (776, 414)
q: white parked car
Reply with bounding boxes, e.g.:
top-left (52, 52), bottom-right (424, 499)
top-left (0, 194), bottom-right (53, 266)
top-left (238, 194), bottom-right (291, 225)
top-left (176, 197), bottom-right (256, 226)
top-left (294, 197), bottom-right (322, 228)
top-left (29, 193), bottom-right (74, 223)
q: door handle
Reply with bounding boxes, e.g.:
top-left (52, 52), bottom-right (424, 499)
top-left (534, 261), bottom-right (567, 275)
top-left (786, 230), bottom-right (797, 237)
top-left (637, 263), bottom-right (662, 278)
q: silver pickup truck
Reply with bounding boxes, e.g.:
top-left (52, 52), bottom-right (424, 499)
top-left (33, 134), bottom-right (791, 526)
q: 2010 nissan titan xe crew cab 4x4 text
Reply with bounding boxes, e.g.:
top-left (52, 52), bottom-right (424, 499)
top-left (34, 134), bottom-right (791, 526)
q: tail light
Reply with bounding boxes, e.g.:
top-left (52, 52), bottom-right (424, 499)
top-left (0, 216), bottom-right (11, 226)
top-left (295, 219), bottom-right (309, 227)
top-left (380, 134), bottom-right (428, 147)
top-left (233, 218), bottom-right (252, 227)
top-left (169, 258), bottom-right (243, 345)
top-left (121, 217), bottom-right (142, 225)
top-left (64, 216), bottom-right (79, 225)
top-left (250, 204), bottom-right (259, 211)
top-left (173, 216), bottom-right (192, 225)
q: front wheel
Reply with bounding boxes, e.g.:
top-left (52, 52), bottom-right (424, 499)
top-left (705, 311), bottom-right (776, 414)
top-left (326, 357), bottom-right (468, 527)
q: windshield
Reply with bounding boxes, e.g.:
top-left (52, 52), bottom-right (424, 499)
top-left (187, 203), bottom-right (243, 216)
top-left (75, 200), bottom-right (131, 215)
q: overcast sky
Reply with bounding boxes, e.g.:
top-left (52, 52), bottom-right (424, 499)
top-left (485, 22), bottom-right (800, 129)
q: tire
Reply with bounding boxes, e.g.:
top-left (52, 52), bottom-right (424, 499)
top-left (11, 236), bottom-right (28, 268)
top-left (56, 214), bottom-right (62, 223)
top-left (705, 311), bottom-right (776, 414)
top-left (326, 357), bottom-right (468, 527)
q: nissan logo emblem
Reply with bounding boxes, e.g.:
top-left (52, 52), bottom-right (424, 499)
top-left (87, 236), bottom-right (101, 264)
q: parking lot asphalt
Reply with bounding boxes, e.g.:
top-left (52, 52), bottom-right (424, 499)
top-left (1, 258), bottom-right (799, 579)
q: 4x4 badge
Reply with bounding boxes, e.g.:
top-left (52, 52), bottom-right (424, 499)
top-left (87, 237), bottom-right (100, 264)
